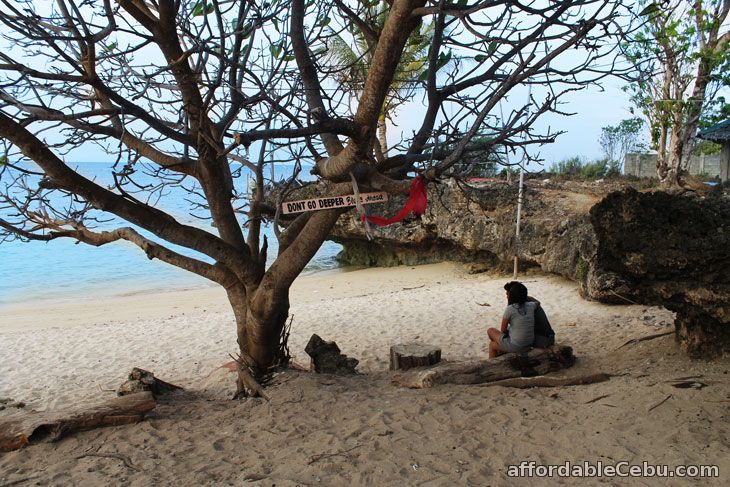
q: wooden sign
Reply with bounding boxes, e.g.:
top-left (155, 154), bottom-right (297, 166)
top-left (282, 192), bottom-right (388, 214)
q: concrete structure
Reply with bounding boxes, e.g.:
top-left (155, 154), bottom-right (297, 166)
top-left (624, 152), bottom-right (724, 180)
top-left (697, 120), bottom-right (730, 182)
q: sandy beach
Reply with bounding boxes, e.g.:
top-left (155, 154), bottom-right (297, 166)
top-left (1, 263), bottom-right (729, 485)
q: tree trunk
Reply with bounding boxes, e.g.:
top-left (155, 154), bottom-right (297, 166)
top-left (226, 284), bottom-right (290, 396)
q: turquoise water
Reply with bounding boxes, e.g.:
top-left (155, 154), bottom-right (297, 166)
top-left (0, 162), bottom-right (342, 305)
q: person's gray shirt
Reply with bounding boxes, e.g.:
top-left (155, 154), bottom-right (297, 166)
top-left (502, 302), bottom-right (537, 347)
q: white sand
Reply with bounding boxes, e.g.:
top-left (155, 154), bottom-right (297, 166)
top-left (1, 263), bottom-right (729, 485)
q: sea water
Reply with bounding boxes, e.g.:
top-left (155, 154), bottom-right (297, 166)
top-left (0, 161), bottom-right (342, 306)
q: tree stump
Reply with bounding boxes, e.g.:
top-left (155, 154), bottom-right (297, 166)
top-left (305, 334), bottom-right (359, 374)
top-left (389, 343), bottom-right (441, 371)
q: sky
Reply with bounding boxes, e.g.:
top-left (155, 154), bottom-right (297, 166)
top-left (65, 75), bottom-right (637, 170)
top-left (11, 0), bottom-right (641, 171)
top-left (392, 75), bottom-right (638, 172)
top-left (528, 77), bottom-right (637, 166)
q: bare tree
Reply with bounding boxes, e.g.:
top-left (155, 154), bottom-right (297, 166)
top-left (0, 0), bottom-right (626, 395)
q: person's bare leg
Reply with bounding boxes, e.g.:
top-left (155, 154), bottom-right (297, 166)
top-left (488, 340), bottom-right (504, 359)
top-left (487, 327), bottom-right (501, 343)
top-left (487, 327), bottom-right (504, 358)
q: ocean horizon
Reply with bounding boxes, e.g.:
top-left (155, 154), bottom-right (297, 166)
top-left (0, 161), bottom-right (342, 306)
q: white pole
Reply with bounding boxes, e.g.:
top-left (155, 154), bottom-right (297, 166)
top-left (514, 79), bottom-right (533, 278)
top-left (513, 164), bottom-right (524, 278)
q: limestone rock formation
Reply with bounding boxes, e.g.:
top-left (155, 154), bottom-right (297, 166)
top-left (329, 180), bottom-right (730, 357)
top-left (588, 188), bottom-right (730, 357)
top-left (331, 179), bottom-right (597, 281)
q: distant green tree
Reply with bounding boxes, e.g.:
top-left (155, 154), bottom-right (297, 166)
top-left (455, 156), bottom-right (499, 178)
top-left (447, 135), bottom-right (503, 178)
top-left (622, 0), bottom-right (730, 187)
top-left (599, 117), bottom-right (646, 172)
top-left (550, 156), bottom-right (609, 179)
top-left (551, 156), bottom-right (586, 176)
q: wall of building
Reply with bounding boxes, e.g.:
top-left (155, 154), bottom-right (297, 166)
top-left (624, 152), bottom-right (725, 180)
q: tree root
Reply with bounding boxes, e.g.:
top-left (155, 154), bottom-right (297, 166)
top-left (230, 353), bottom-right (270, 401)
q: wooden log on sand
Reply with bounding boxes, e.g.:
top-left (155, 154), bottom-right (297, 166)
top-left (0, 392), bottom-right (156, 452)
top-left (481, 372), bottom-right (612, 389)
top-left (117, 367), bottom-right (183, 396)
top-left (389, 343), bottom-right (441, 371)
top-left (392, 345), bottom-right (575, 389)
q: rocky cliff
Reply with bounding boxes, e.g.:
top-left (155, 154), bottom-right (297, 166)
top-left (332, 180), bottom-right (598, 280)
top-left (329, 180), bottom-right (730, 357)
top-left (588, 188), bottom-right (730, 357)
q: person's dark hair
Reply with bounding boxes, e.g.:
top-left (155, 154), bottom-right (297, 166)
top-left (505, 281), bottom-right (528, 306)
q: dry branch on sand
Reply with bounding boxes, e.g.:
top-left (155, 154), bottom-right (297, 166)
top-left (481, 373), bottom-right (612, 389)
top-left (615, 331), bottom-right (674, 350)
top-left (0, 392), bottom-right (156, 452)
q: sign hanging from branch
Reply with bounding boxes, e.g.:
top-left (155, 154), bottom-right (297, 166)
top-left (282, 192), bottom-right (388, 215)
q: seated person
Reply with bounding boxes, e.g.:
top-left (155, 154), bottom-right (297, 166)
top-left (487, 282), bottom-right (536, 358)
top-left (533, 305), bottom-right (556, 348)
top-left (502, 281), bottom-right (556, 348)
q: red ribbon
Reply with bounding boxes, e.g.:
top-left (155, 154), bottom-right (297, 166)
top-left (361, 175), bottom-right (427, 227)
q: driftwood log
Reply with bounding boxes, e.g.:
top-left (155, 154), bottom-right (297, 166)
top-left (389, 343), bottom-right (441, 371)
top-left (117, 367), bottom-right (183, 397)
top-left (0, 392), bottom-right (156, 452)
top-left (392, 345), bottom-right (576, 389)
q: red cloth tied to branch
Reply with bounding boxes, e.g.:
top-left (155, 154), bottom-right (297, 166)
top-left (361, 175), bottom-right (427, 227)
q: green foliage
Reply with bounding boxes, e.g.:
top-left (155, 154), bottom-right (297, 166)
top-left (699, 96), bottom-right (730, 129)
top-left (498, 167), bottom-right (519, 180)
top-left (191, 0), bottom-right (214, 16)
top-left (325, 0), bottom-right (433, 97)
top-left (623, 0), bottom-right (730, 161)
top-left (322, 0), bottom-right (438, 156)
top-left (694, 171), bottom-right (716, 182)
top-left (599, 117), bottom-right (646, 169)
top-left (550, 156), bottom-right (611, 180)
top-left (694, 96), bottom-right (729, 155)
top-left (551, 155), bottom-right (585, 176)
top-left (693, 139), bottom-right (721, 156)
top-left (444, 135), bottom-right (502, 178)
